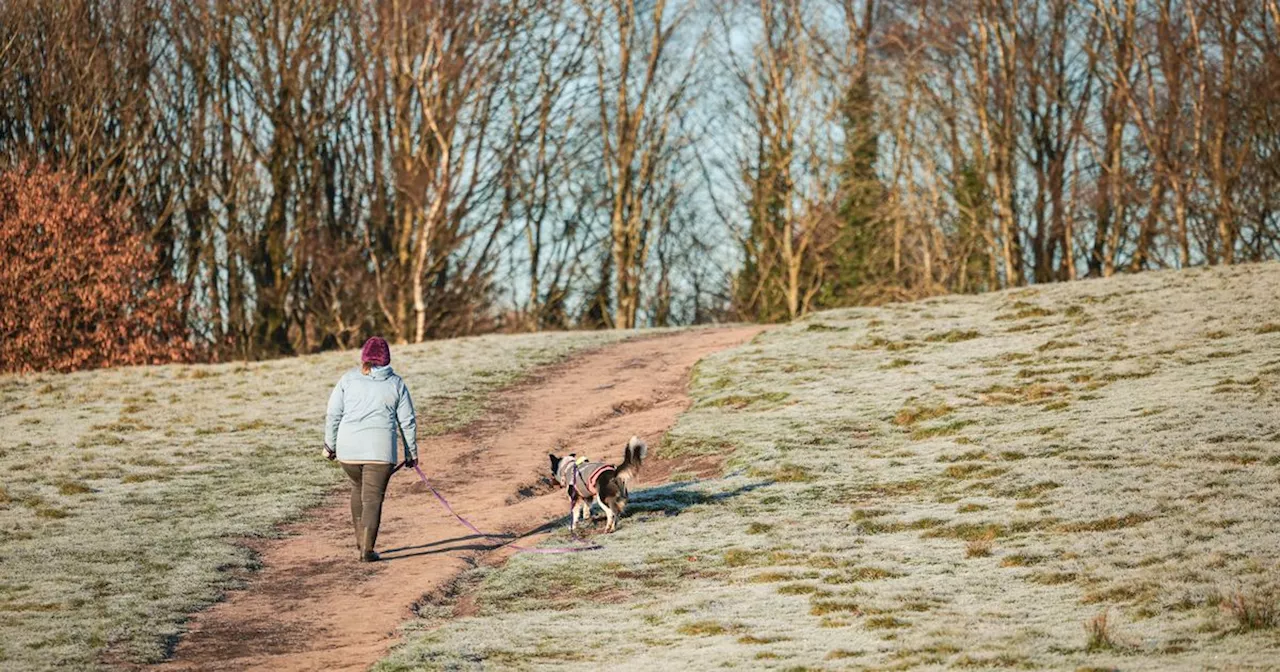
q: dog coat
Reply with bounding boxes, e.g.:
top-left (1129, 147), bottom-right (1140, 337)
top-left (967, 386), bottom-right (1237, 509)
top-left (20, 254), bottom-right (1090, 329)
top-left (567, 461), bottom-right (615, 499)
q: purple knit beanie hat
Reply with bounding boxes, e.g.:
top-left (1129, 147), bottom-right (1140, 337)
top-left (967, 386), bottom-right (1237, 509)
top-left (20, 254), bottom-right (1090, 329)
top-left (360, 336), bottom-right (391, 367)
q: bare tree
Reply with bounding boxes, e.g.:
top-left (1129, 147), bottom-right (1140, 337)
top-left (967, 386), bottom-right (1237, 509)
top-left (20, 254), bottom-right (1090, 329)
top-left (355, 0), bottom-right (518, 342)
top-left (578, 0), bottom-right (699, 328)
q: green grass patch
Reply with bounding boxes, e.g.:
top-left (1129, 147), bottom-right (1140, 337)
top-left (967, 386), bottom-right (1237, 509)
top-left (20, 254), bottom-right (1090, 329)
top-left (810, 600), bottom-right (861, 616)
top-left (865, 615), bottom-right (910, 629)
top-left (739, 634), bottom-right (790, 644)
top-left (1100, 369), bottom-right (1157, 382)
top-left (857, 516), bottom-right (945, 535)
top-left (1027, 572), bottom-right (1078, 585)
top-left (121, 473), bottom-right (171, 484)
top-left (822, 566), bottom-right (901, 583)
top-left (925, 329), bottom-right (982, 343)
top-left (943, 463), bottom-right (1007, 480)
top-left (953, 653), bottom-right (1032, 668)
top-left (1223, 591), bottom-right (1278, 632)
top-left (704, 391), bottom-right (791, 410)
top-left (999, 554), bottom-right (1047, 567)
top-left (723, 549), bottom-right (764, 567)
top-left (911, 419), bottom-right (975, 440)
top-left (1084, 610), bottom-right (1122, 652)
top-left (940, 449), bottom-right (989, 462)
top-left (778, 583), bottom-right (831, 596)
top-left (35, 507), bottom-right (70, 519)
top-left (924, 518), bottom-right (1056, 540)
top-left (893, 402), bottom-right (953, 426)
top-left (55, 481), bottom-right (93, 496)
top-left (1057, 513), bottom-right (1154, 533)
top-left (677, 620), bottom-right (736, 636)
top-left (1000, 481), bottom-right (1060, 498)
top-left (750, 571), bottom-right (821, 583)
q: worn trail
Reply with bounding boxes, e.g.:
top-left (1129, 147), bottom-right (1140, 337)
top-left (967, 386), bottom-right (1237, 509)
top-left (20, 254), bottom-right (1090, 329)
top-left (158, 327), bottom-right (762, 671)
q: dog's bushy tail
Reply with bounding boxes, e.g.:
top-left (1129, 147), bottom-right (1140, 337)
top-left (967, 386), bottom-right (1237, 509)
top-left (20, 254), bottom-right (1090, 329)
top-left (616, 436), bottom-right (647, 484)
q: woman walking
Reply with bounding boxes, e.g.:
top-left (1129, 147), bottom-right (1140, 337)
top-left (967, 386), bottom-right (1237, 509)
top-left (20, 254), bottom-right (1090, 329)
top-left (324, 336), bottom-right (418, 562)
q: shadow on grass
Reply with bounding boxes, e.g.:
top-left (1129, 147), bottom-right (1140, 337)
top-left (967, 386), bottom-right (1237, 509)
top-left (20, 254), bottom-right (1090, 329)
top-left (627, 477), bottom-right (771, 516)
top-left (380, 477), bottom-right (769, 562)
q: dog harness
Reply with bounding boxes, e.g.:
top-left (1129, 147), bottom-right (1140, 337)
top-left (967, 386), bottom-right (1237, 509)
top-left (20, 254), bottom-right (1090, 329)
top-left (560, 460), bottom-right (615, 499)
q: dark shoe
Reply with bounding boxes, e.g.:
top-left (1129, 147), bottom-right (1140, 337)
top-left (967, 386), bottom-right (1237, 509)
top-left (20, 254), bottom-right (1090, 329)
top-left (361, 550), bottom-right (381, 562)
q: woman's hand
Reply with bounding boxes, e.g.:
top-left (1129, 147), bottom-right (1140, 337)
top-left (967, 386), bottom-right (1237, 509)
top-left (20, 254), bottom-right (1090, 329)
top-left (403, 456), bottom-right (417, 469)
top-left (323, 444), bottom-right (336, 461)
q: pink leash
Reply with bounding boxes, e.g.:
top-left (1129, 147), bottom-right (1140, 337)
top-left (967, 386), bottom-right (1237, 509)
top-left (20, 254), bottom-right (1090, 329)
top-left (407, 464), bottom-right (601, 554)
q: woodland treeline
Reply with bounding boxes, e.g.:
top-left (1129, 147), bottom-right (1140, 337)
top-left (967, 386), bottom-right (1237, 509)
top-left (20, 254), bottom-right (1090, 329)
top-left (1, 0), bottom-right (1278, 369)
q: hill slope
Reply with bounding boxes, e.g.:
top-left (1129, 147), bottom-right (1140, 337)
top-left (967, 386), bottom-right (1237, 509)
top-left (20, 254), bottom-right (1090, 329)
top-left (378, 263), bottom-right (1280, 671)
top-left (0, 331), bottom-right (632, 670)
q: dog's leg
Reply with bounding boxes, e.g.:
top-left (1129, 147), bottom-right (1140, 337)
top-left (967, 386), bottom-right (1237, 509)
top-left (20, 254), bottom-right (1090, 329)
top-left (576, 500), bottom-right (591, 535)
top-left (612, 499), bottom-right (626, 533)
top-left (569, 498), bottom-right (579, 534)
top-left (599, 497), bottom-right (616, 533)
top-left (589, 496), bottom-right (605, 524)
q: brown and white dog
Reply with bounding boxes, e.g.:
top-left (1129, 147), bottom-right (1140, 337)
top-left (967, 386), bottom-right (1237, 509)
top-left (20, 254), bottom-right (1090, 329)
top-left (549, 436), bottom-right (647, 533)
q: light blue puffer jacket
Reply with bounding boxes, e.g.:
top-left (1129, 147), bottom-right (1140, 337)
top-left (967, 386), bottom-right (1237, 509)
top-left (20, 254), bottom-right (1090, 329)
top-left (325, 365), bottom-right (418, 463)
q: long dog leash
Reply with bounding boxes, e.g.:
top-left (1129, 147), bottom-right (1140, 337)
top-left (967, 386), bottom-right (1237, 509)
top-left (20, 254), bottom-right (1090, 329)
top-left (397, 462), bottom-right (602, 554)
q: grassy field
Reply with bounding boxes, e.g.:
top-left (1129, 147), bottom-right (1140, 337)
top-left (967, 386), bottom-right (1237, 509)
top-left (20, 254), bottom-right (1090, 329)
top-left (0, 330), bottom-right (633, 670)
top-left (376, 263), bottom-right (1280, 671)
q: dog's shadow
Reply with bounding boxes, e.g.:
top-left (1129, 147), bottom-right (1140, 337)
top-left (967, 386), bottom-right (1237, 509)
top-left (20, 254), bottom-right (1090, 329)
top-left (379, 476), bottom-right (769, 561)
top-left (626, 477), bottom-right (770, 517)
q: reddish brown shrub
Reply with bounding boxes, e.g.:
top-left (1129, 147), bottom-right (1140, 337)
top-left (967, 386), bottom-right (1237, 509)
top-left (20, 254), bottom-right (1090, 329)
top-left (0, 165), bottom-right (191, 373)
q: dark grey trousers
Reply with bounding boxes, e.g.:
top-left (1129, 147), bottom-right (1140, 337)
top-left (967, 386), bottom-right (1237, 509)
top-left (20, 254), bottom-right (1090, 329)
top-left (340, 462), bottom-right (393, 553)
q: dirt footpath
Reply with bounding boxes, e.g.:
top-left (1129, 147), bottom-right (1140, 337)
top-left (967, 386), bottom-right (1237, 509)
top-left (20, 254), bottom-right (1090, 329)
top-left (159, 327), bottom-right (763, 671)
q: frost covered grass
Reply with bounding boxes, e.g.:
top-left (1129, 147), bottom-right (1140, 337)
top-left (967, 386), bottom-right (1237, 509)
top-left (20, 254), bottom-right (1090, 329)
top-left (377, 262), bottom-right (1280, 671)
top-left (0, 330), bottom-right (631, 670)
